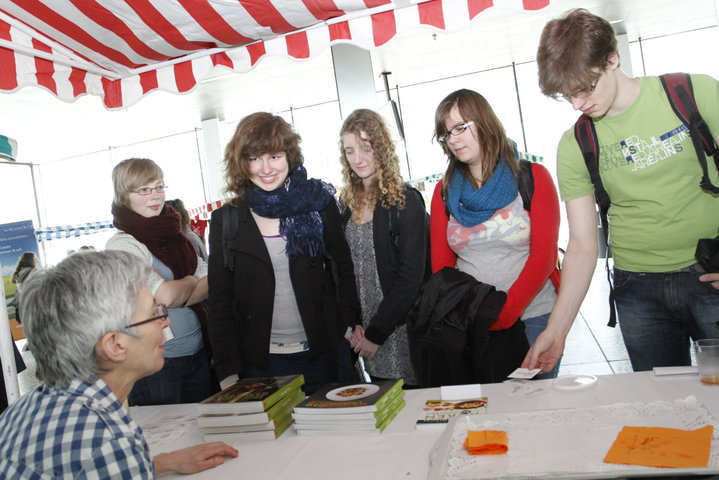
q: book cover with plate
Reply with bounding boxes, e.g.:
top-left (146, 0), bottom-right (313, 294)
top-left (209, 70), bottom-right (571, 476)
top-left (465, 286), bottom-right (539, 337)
top-left (293, 379), bottom-right (403, 414)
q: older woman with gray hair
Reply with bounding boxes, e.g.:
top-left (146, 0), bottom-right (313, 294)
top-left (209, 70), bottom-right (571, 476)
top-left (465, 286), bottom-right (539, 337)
top-left (0, 250), bottom-right (238, 477)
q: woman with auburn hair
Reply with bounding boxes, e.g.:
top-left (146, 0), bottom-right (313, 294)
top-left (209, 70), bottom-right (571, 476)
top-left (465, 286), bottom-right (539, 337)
top-left (106, 157), bottom-right (215, 405)
top-left (339, 108), bottom-right (429, 387)
top-left (208, 112), bottom-right (360, 394)
top-left (431, 89), bottom-right (561, 379)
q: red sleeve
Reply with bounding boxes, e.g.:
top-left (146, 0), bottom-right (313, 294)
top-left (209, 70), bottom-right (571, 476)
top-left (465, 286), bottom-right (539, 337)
top-left (430, 180), bottom-right (457, 272)
top-left (490, 163), bottom-right (560, 331)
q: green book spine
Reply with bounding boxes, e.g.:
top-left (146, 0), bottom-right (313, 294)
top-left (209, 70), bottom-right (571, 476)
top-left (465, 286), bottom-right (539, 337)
top-left (373, 379), bottom-right (404, 412)
top-left (266, 387), bottom-right (305, 419)
top-left (261, 375), bottom-right (306, 410)
top-left (373, 390), bottom-right (405, 426)
top-left (376, 399), bottom-right (406, 432)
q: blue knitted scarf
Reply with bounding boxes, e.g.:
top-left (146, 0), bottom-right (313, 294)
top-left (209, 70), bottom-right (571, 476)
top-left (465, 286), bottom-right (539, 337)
top-left (446, 158), bottom-right (518, 227)
top-left (245, 165), bottom-right (336, 256)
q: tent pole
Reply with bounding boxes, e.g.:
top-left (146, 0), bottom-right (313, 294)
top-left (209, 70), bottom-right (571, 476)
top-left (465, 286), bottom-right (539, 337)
top-left (511, 62), bottom-right (528, 153)
top-left (29, 164), bottom-right (47, 263)
top-left (0, 265), bottom-right (20, 406)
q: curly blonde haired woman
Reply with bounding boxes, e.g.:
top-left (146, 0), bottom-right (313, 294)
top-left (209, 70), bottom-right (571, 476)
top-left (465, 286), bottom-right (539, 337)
top-left (339, 109), bottom-right (429, 387)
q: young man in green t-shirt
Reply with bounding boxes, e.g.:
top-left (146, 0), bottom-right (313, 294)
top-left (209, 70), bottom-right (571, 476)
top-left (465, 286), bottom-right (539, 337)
top-left (522, 8), bottom-right (719, 373)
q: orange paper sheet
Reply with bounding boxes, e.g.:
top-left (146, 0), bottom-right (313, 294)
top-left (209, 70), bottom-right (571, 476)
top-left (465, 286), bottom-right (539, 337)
top-left (604, 425), bottom-right (714, 469)
top-left (464, 430), bottom-right (508, 455)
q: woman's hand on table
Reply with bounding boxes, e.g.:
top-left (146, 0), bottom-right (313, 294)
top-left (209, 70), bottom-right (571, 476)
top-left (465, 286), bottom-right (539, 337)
top-left (154, 442), bottom-right (238, 475)
top-left (699, 272), bottom-right (719, 290)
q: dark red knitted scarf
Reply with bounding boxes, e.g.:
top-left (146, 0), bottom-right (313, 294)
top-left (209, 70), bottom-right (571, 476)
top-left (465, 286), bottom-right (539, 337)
top-left (112, 204), bottom-right (197, 279)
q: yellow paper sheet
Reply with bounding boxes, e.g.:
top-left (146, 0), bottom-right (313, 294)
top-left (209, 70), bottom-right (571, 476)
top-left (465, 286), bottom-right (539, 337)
top-left (604, 425), bottom-right (713, 469)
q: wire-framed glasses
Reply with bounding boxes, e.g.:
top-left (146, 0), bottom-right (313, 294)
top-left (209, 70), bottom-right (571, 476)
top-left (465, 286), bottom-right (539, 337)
top-left (437, 121), bottom-right (475, 143)
top-left (125, 304), bottom-right (168, 329)
top-left (133, 185), bottom-right (168, 196)
top-left (559, 78), bottom-right (599, 102)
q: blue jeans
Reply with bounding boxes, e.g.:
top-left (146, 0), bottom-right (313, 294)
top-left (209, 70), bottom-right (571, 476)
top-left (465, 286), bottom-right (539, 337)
top-left (524, 313), bottom-right (561, 379)
top-left (245, 339), bottom-right (356, 395)
top-left (129, 348), bottom-right (214, 406)
top-left (614, 263), bottom-right (719, 372)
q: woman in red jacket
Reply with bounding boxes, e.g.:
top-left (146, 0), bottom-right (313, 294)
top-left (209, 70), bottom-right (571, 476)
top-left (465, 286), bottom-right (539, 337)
top-left (431, 89), bottom-right (562, 378)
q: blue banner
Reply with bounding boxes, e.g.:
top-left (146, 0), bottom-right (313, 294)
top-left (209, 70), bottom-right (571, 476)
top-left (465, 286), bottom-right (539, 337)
top-left (1, 220), bottom-right (39, 284)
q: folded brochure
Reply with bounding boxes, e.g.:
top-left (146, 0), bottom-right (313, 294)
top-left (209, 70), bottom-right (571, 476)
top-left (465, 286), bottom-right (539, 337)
top-left (416, 398), bottom-right (488, 429)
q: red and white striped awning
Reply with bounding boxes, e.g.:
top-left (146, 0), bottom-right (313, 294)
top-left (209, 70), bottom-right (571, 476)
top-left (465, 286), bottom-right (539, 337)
top-left (0, 0), bottom-right (549, 110)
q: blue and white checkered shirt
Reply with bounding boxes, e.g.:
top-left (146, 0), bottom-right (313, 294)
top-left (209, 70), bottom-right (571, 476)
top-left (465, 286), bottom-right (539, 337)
top-left (0, 376), bottom-right (154, 478)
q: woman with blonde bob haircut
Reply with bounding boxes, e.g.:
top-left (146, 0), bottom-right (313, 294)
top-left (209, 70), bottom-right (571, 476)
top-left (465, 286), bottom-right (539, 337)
top-left (107, 157), bottom-right (215, 405)
top-left (431, 89), bottom-right (561, 379)
top-left (338, 108), bottom-right (429, 387)
top-left (208, 112), bottom-right (360, 394)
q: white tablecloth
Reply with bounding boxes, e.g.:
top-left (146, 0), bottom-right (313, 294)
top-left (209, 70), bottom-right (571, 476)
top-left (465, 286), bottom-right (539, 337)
top-left (131, 372), bottom-right (719, 479)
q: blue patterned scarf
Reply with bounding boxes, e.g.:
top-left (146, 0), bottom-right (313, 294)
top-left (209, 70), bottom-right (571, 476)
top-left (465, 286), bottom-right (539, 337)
top-left (446, 158), bottom-right (518, 227)
top-left (245, 165), bottom-right (336, 256)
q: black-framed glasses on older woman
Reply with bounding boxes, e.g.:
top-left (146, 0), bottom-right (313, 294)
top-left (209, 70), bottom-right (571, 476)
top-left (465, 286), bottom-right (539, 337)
top-left (125, 304), bottom-right (168, 329)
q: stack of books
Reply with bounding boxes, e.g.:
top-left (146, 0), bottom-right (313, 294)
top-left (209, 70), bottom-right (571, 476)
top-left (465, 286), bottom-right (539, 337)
top-left (415, 397), bottom-right (488, 429)
top-left (197, 374), bottom-right (305, 442)
top-left (291, 379), bottom-right (405, 435)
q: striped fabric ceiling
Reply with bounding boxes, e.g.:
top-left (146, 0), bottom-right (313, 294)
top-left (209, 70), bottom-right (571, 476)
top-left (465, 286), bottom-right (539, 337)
top-left (0, 0), bottom-right (549, 109)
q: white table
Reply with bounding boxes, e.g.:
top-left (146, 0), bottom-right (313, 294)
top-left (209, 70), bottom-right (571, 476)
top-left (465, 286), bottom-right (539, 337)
top-left (131, 372), bottom-right (719, 479)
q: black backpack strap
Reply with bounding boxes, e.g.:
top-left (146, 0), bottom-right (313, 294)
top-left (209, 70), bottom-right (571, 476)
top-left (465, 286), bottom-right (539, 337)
top-left (440, 181), bottom-right (449, 217)
top-left (574, 114), bottom-right (617, 328)
top-left (222, 204), bottom-right (238, 271)
top-left (574, 114), bottom-right (611, 227)
top-left (517, 159), bottom-right (534, 211)
top-left (660, 73), bottom-right (719, 194)
top-left (393, 185), bottom-right (431, 281)
top-left (338, 198), bottom-right (351, 227)
top-left (389, 201), bottom-right (400, 251)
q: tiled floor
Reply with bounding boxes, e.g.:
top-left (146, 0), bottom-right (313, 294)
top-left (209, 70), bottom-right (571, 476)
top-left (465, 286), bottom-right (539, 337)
top-left (13, 260), bottom-right (629, 395)
top-left (557, 260), bottom-right (633, 377)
